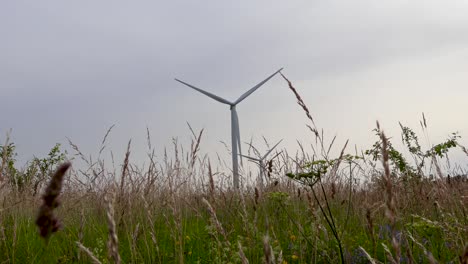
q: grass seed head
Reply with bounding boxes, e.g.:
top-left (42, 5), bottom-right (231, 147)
top-left (35, 162), bottom-right (71, 239)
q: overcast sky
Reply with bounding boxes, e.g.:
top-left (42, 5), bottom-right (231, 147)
top-left (2, 0), bottom-right (468, 172)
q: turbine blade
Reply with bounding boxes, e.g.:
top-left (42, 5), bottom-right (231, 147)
top-left (234, 68), bottom-right (283, 105)
top-left (239, 154), bottom-right (261, 162)
top-left (262, 139), bottom-right (283, 160)
top-left (175, 79), bottom-right (233, 105)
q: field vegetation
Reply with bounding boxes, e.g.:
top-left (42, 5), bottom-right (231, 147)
top-left (1, 76), bottom-right (467, 263)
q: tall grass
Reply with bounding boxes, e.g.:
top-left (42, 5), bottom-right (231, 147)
top-left (0, 75), bottom-right (467, 263)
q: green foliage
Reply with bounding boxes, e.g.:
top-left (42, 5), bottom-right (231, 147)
top-left (406, 215), bottom-right (441, 237)
top-left (0, 142), bottom-right (19, 182)
top-left (365, 124), bottom-right (460, 180)
top-left (29, 143), bottom-right (67, 194)
top-left (365, 126), bottom-right (413, 174)
top-left (286, 155), bottom-right (361, 187)
top-left (33, 143), bottom-right (68, 176)
top-left (0, 142), bottom-right (67, 192)
top-left (401, 123), bottom-right (460, 169)
top-left (400, 122), bottom-right (423, 156)
top-left (426, 132), bottom-right (459, 158)
top-left (268, 191), bottom-right (289, 204)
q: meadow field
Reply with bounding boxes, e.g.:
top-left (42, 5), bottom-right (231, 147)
top-left (1, 78), bottom-right (467, 263)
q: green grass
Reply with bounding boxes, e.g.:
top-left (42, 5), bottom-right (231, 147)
top-left (0, 177), bottom-right (466, 263)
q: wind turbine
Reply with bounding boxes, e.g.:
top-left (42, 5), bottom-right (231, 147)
top-left (175, 68), bottom-right (283, 189)
top-left (241, 139), bottom-right (283, 188)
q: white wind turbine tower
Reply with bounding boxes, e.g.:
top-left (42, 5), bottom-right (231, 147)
top-left (241, 139), bottom-right (283, 188)
top-left (175, 68), bottom-right (283, 189)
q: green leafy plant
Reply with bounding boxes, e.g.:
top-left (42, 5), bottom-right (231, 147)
top-left (365, 126), bottom-right (412, 175)
top-left (286, 157), bottom-right (349, 264)
top-left (1, 143), bottom-right (67, 193)
top-left (365, 123), bottom-right (460, 181)
top-left (0, 142), bottom-right (19, 184)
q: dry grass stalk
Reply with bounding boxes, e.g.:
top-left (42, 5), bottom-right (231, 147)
top-left (404, 236), bottom-right (415, 264)
top-left (263, 235), bottom-right (275, 264)
top-left (254, 187), bottom-right (260, 205)
top-left (281, 73), bottom-right (336, 164)
top-left (116, 140), bottom-right (131, 227)
top-left (280, 73), bottom-right (318, 137)
top-left (188, 123), bottom-right (204, 168)
top-left (166, 185), bottom-right (184, 264)
top-left (276, 250), bottom-right (283, 264)
top-left (104, 192), bottom-right (121, 264)
top-left (76, 207), bottom-right (85, 261)
top-left (35, 162), bottom-right (71, 239)
top-left (382, 243), bottom-right (397, 264)
top-left (0, 218), bottom-right (6, 244)
top-left (141, 194), bottom-right (161, 260)
top-left (365, 207), bottom-right (376, 256)
top-left (306, 192), bottom-right (315, 214)
top-left (141, 195), bottom-right (156, 244)
top-left (208, 160), bottom-right (215, 201)
top-left (76, 241), bottom-right (103, 264)
top-left (329, 139), bottom-right (349, 182)
top-left (379, 123), bottom-right (400, 262)
top-left (461, 244), bottom-right (468, 264)
top-left (433, 201), bottom-right (446, 220)
top-left (67, 138), bottom-right (90, 166)
top-left (431, 155), bottom-right (446, 185)
top-left (459, 144), bottom-right (468, 157)
top-left (78, 207), bottom-right (85, 243)
top-left (239, 189), bottom-right (249, 231)
top-left (146, 126), bottom-right (152, 151)
top-left (131, 222), bottom-right (141, 257)
top-left (201, 198), bottom-right (229, 244)
top-left (119, 140), bottom-right (131, 199)
top-left (407, 232), bottom-right (436, 264)
top-left (12, 218), bottom-right (17, 253)
top-left (358, 246), bottom-right (377, 264)
top-left (238, 241), bottom-right (249, 264)
top-left (99, 124), bottom-right (115, 156)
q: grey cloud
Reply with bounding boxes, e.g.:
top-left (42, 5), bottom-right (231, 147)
top-left (1, 0), bottom-right (468, 165)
